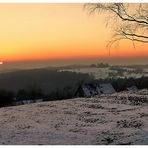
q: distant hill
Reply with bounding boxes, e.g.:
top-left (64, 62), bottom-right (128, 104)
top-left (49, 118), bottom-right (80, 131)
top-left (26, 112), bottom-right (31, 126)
top-left (0, 68), bottom-right (93, 93)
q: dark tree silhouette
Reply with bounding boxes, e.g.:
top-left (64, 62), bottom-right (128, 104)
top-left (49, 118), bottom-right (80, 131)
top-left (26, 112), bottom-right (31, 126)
top-left (85, 3), bottom-right (148, 46)
top-left (0, 90), bottom-right (15, 106)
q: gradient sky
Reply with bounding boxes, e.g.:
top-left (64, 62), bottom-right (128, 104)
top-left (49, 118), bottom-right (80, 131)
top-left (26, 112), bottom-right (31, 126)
top-left (0, 3), bottom-right (147, 65)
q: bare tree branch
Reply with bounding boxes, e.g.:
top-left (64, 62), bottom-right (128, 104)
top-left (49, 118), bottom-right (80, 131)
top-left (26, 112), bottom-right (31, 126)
top-left (85, 3), bottom-right (148, 45)
top-left (122, 31), bottom-right (148, 40)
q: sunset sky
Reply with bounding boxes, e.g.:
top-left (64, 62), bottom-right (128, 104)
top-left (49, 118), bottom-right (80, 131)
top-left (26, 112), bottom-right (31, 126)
top-left (0, 3), bottom-right (148, 67)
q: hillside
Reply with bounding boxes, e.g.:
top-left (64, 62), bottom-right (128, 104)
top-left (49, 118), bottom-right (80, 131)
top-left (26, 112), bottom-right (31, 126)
top-left (0, 89), bottom-right (148, 145)
top-left (0, 69), bottom-right (92, 93)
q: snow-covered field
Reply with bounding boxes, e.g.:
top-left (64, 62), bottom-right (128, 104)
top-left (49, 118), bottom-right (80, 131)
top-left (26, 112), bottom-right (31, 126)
top-left (60, 67), bottom-right (113, 79)
top-left (59, 67), bottom-right (148, 79)
top-left (0, 89), bottom-right (148, 145)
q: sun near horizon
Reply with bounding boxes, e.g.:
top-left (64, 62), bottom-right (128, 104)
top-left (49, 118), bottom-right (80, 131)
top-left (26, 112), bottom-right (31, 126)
top-left (0, 3), bottom-right (147, 65)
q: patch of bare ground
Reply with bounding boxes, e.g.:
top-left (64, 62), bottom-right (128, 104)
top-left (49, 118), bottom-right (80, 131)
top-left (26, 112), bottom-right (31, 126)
top-left (96, 131), bottom-right (125, 145)
top-left (117, 119), bottom-right (143, 128)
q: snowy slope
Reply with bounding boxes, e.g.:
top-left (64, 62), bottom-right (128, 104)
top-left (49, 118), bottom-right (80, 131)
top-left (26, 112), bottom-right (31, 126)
top-left (0, 90), bottom-right (148, 145)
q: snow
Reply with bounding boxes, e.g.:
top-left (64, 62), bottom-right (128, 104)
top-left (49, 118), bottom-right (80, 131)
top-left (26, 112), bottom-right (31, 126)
top-left (59, 67), bottom-right (111, 79)
top-left (59, 67), bottom-right (148, 79)
top-left (99, 83), bottom-right (116, 94)
top-left (82, 86), bottom-right (91, 97)
top-left (0, 89), bottom-right (148, 144)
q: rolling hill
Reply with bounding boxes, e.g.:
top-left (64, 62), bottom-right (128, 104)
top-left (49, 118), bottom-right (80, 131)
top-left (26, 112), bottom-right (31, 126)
top-left (0, 89), bottom-right (148, 144)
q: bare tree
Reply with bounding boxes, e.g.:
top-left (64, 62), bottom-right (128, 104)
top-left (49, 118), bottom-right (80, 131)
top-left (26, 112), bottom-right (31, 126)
top-left (85, 3), bottom-right (148, 47)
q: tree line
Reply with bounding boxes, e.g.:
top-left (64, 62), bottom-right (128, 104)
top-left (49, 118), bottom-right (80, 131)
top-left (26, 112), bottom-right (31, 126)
top-left (0, 76), bottom-right (148, 107)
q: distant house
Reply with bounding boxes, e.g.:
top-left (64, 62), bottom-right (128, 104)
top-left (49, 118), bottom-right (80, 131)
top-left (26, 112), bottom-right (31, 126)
top-left (13, 99), bottom-right (43, 106)
top-left (126, 86), bottom-right (138, 92)
top-left (35, 99), bottom-right (43, 103)
top-left (99, 83), bottom-right (116, 94)
top-left (23, 100), bottom-right (35, 104)
top-left (75, 83), bottom-right (116, 97)
top-left (74, 84), bottom-right (92, 98)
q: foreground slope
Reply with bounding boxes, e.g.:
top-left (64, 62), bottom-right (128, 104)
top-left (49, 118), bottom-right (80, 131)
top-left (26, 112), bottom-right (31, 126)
top-left (0, 90), bottom-right (148, 144)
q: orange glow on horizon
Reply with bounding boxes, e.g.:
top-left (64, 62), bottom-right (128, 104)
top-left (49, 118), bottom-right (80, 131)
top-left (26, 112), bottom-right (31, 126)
top-left (0, 3), bottom-right (147, 63)
top-left (1, 45), bottom-right (148, 62)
